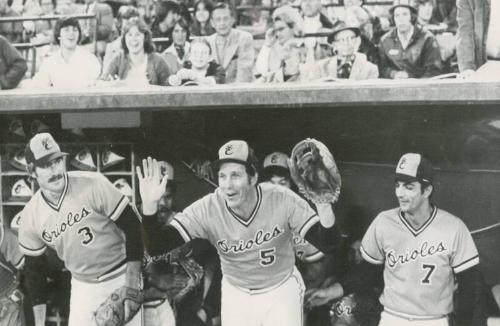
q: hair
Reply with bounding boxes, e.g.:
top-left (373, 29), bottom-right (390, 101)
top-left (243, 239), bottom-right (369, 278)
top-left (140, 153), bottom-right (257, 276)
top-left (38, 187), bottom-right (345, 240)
top-left (194, 0), bottom-right (214, 15)
top-left (117, 5), bottom-right (140, 22)
top-left (121, 17), bottom-right (155, 54)
top-left (262, 166), bottom-right (290, 181)
top-left (190, 37), bottom-right (212, 54)
top-left (173, 16), bottom-right (190, 41)
top-left (154, 0), bottom-right (180, 26)
top-left (212, 2), bottom-right (235, 18)
top-left (53, 16), bottom-right (82, 45)
top-left (345, 6), bottom-right (370, 27)
top-left (273, 14), bottom-right (296, 29)
top-left (390, 6), bottom-right (418, 25)
top-left (39, 0), bottom-right (56, 9)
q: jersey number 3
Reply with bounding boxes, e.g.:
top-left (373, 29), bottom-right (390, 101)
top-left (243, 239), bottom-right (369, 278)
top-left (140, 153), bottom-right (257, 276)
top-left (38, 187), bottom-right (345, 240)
top-left (421, 264), bottom-right (436, 284)
top-left (260, 248), bottom-right (276, 266)
top-left (78, 227), bottom-right (94, 245)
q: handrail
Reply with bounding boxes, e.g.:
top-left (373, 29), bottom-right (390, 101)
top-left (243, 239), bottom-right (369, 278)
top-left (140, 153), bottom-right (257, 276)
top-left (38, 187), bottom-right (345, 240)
top-left (0, 13), bottom-right (95, 23)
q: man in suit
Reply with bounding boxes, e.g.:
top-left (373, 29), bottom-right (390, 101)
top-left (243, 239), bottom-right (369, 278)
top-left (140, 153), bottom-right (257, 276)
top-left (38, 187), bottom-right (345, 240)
top-left (457, 0), bottom-right (500, 79)
top-left (206, 2), bottom-right (254, 84)
top-left (305, 23), bottom-right (378, 81)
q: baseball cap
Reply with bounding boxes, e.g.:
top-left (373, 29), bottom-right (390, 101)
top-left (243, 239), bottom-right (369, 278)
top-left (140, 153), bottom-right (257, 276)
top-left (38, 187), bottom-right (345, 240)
top-left (25, 133), bottom-right (68, 167)
top-left (395, 153), bottom-right (433, 184)
top-left (213, 140), bottom-right (258, 172)
top-left (263, 152), bottom-right (289, 170)
top-left (158, 161), bottom-right (175, 180)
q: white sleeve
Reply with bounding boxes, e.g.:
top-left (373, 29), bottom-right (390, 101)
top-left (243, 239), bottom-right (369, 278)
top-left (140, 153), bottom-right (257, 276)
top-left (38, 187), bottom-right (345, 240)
top-left (255, 45), bottom-right (271, 76)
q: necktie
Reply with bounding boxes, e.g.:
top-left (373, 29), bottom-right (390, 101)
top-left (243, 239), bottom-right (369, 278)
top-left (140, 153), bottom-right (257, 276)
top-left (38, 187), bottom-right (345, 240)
top-left (175, 45), bottom-right (185, 59)
top-left (338, 62), bottom-right (352, 79)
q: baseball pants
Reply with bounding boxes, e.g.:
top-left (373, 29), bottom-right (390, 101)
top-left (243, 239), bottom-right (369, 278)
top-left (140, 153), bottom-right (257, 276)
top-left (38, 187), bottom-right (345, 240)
top-left (143, 299), bottom-right (176, 326)
top-left (221, 267), bottom-right (305, 326)
top-left (379, 311), bottom-right (448, 326)
top-left (69, 273), bottom-right (142, 326)
top-left (0, 293), bottom-right (25, 326)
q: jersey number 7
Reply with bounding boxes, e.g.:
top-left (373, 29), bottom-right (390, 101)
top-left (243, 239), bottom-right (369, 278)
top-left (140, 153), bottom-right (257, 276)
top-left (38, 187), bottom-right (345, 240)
top-left (421, 264), bottom-right (436, 284)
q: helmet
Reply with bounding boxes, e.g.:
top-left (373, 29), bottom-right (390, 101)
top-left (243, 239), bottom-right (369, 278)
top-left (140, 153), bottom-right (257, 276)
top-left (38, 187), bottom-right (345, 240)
top-left (390, 0), bottom-right (418, 14)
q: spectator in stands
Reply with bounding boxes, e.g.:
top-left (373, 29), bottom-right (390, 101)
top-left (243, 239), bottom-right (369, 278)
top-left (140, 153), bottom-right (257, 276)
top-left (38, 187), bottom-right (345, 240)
top-left (301, 0), bottom-right (338, 63)
top-left (457, 0), bottom-right (500, 79)
top-left (206, 2), bottom-right (254, 83)
top-left (0, 34), bottom-right (28, 89)
top-left (29, 17), bottom-right (101, 88)
top-left (163, 17), bottom-right (190, 74)
top-left (255, 41), bottom-right (304, 83)
top-left (24, 0), bottom-right (56, 46)
top-left (56, 0), bottom-right (84, 15)
top-left (81, 0), bottom-right (114, 47)
top-left (416, 0), bottom-right (453, 33)
top-left (432, 0), bottom-right (457, 32)
top-left (102, 5), bottom-right (140, 75)
top-left (152, 0), bottom-right (181, 52)
top-left (103, 17), bottom-right (171, 86)
top-left (0, 0), bottom-right (24, 43)
top-left (255, 8), bottom-right (302, 80)
top-left (305, 23), bottom-right (379, 81)
top-left (168, 38), bottom-right (225, 85)
top-left (190, 0), bottom-right (216, 36)
top-left (344, 6), bottom-right (379, 65)
top-left (378, 0), bottom-right (443, 79)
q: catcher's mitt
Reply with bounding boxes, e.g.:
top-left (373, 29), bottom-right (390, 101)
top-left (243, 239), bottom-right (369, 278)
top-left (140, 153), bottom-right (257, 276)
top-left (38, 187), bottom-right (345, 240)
top-left (289, 138), bottom-right (341, 204)
top-left (94, 286), bottom-right (143, 326)
top-left (144, 257), bottom-right (204, 305)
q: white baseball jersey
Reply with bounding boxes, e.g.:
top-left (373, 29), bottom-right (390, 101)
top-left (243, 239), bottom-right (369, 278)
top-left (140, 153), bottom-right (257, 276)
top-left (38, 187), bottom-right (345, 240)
top-left (292, 234), bottom-right (324, 262)
top-left (361, 206), bottom-right (479, 317)
top-left (171, 183), bottom-right (319, 289)
top-left (19, 171), bottom-right (129, 282)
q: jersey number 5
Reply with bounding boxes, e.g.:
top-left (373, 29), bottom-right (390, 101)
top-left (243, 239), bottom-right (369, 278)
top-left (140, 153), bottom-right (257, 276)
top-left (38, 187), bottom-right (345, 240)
top-left (260, 248), bottom-right (276, 266)
top-left (78, 227), bottom-right (94, 245)
top-left (421, 264), bottom-right (436, 284)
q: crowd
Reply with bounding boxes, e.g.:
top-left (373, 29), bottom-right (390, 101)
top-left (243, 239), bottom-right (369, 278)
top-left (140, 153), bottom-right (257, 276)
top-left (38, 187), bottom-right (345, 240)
top-left (0, 0), bottom-right (498, 89)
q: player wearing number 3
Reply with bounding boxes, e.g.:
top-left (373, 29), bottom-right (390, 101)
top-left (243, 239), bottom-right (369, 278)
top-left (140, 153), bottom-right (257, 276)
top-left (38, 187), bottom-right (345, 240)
top-left (18, 133), bottom-right (144, 326)
top-left (138, 140), bottom-right (341, 326)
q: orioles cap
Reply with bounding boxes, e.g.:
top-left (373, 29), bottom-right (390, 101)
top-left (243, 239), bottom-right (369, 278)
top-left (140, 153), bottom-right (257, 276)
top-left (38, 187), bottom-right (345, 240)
top-left (101, 148), bottom-right (125, 170)
top-left (9, 149), bottom-right (28, 171)
top-left (213, 140), bottom-right (259, 172)
top-left (71, 147), bottom-right (97, 171)
top-left (395, 153), bottom-right (433, 184)
top-left (263, 152), bottom-right (289, 170)
top-left (10, 211), bottom-right (22, 231)
top-left (25, 133), bottom-right (68, 167)
top-left (158, 161), bottom-right (174, 180)
top-left (10, 179), bottom-right (33, 200)
top-left (113, 178), bottom-right (133, 198)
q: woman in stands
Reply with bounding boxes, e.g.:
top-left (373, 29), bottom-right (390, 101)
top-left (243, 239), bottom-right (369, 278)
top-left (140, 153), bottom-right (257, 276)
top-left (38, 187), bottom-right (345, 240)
top-left (163, 17), bottom-right (190, 74)
top-left (30, 17), bottom-right (101, 88)
top-left (167, 38), bottom-right (225, 86)
top-left (254, 7), bottom-right (303, 80)
top-left (103, 17), bottom-right (171, 86)
top-left (190, 0), bottom-right (216, 36)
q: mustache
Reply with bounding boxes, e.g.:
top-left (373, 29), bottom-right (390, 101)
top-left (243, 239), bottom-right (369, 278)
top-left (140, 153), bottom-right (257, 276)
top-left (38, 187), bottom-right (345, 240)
top-left (48, 174), bottom-right (63, 183)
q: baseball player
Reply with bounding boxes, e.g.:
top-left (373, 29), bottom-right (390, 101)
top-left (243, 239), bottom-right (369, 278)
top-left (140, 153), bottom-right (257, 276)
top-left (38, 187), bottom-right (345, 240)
top-left (306, 153), bottom-right (480, 326)
top-left (0, 223), bottom-right (25, 326)
top-left (137, 140), bottom-right (341, 326)
top-left (18, 133), bottom-right (144, 326)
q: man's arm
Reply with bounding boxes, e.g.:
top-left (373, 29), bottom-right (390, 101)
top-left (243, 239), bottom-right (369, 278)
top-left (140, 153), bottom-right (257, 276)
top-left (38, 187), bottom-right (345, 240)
top-left (456, 0), bottom-right (476, 72)
top-left (0, 37), bottom-right (27, 89)
top-left (421, 34), bottom-right (443, 78)
top-left (454, 265), bottom-right (481, 326)
top-left (24, 255), bottom-right (49, 326)
top-left (304, 203), bottom-right (340, 252)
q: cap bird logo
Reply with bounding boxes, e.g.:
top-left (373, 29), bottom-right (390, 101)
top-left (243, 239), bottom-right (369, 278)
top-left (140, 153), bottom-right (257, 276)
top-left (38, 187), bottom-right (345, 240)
top-left (271, 154), bottom-right (278, 164)
top-left (225, 145), bottom-right (233, 155)
top-left (398, 157), bottom-right (407, 169)
top-left (42, 138), bottom-right (53, 150)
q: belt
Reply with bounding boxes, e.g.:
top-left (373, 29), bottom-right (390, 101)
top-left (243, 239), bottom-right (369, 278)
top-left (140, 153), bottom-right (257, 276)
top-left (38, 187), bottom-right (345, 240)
top-left (384, 308), bottom-right (447, 321)
top-left (487, 57), bottom-right (500, 61)
top-left (229, 270), bottom-right (293, 295)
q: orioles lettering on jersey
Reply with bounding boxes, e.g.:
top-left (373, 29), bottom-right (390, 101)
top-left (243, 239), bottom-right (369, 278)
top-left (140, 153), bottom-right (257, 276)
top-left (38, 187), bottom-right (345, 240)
top-left (42, 206), bottom-right (92, 243)
top-left (386, 241), bottom-right (446, 269)
top-left (217, 225), bottom-right (284, 254)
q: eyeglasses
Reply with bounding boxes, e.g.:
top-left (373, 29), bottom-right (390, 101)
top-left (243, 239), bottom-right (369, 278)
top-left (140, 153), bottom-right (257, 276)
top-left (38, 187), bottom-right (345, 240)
top-left (334, 35), bottom-right (357, 43)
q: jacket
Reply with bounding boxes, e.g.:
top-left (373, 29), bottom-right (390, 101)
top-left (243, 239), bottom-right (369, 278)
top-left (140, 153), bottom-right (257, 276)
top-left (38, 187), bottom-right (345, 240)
top-left (456, 0), bottom-right (490, 71)
top-left (309, 53), bottom-right (379, 81)
top-left (106, 52), bottom-right (171, 86)
top-left (378, 26), bottom-right (443, 78)
top-left (206, 29), bottom-right (255, 84)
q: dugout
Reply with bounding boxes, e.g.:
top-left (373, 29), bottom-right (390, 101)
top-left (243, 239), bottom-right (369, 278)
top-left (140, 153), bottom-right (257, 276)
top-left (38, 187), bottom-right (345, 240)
top-left (1, 80), bottom-right (500, 290)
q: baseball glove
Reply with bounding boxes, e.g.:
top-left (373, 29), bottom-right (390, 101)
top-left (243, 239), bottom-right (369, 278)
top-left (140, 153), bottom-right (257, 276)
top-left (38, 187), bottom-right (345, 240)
top-left (94, 286), bottom-right (143, 326)
top-left (144, 256), bottom-right (204, 305)
top-left (289, 138), bottom-right (341, 204)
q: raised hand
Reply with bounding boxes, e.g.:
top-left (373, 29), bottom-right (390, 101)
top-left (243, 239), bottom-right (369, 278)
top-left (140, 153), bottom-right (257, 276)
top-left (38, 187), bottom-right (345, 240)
top-left (136, 157), bottom-right (168, 215)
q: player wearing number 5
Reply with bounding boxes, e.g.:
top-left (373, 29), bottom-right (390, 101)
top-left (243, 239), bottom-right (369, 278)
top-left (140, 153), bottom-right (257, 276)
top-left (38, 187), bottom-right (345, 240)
top-left (306, 153), bottom-right (480, 326)
top-left (18, 133), bottom-right (144, 326)
top-left (138, 140), bottom-right (341, 326)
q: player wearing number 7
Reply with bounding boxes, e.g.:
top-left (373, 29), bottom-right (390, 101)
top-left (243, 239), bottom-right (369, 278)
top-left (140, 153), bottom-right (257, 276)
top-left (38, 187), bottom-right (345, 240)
top-left (138, 140), bottom-right (341, 326)
top-left (18, 133), bottom-right (144, 326)
top-left (306, 153), bottom-right (480, 326)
